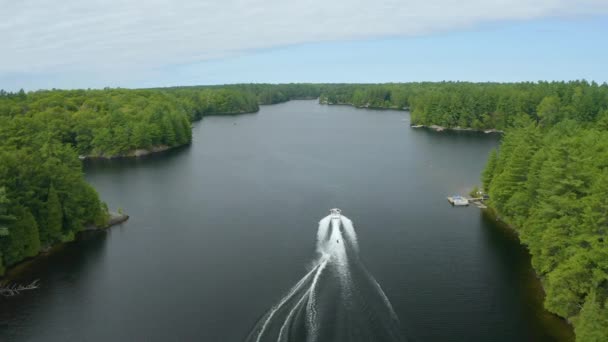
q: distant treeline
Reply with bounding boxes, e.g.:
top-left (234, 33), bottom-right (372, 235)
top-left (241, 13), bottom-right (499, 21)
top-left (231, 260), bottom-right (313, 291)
top-left (162, 83), bottom-right (324, 105)
top-left (319, 81), bottom-right (608, 130)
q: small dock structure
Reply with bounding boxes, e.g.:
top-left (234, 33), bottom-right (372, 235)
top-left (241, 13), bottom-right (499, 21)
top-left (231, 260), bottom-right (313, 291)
top-left (447, 195), bottom-right (469, 206)
top-left (447, 195), bottom-right (488, 208)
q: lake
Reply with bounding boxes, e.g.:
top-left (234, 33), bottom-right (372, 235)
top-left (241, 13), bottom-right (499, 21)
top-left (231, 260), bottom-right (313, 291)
top-left (0, 100), bottom-right (572, 341)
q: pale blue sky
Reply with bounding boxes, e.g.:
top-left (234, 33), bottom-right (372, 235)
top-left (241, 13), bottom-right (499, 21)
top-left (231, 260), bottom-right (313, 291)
top-left (153, 17), bottom-right (608, 87)
top-left (1, 1), bottom-right (607, 91)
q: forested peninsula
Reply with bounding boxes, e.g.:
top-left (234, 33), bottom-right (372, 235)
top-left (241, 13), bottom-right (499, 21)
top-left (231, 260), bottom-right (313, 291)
top-left (1, 82), bottom-right (607, 341)
top-left (319, 81), bottom-right (608, 131)
top-left (0, 87), bottom-right (256, 276)
top-left (0, 84), bottom-right (325, 276)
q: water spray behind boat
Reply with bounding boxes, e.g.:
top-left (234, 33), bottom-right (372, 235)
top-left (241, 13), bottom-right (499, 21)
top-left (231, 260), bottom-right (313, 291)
top-left (245, 209), bottom-right (405, 342)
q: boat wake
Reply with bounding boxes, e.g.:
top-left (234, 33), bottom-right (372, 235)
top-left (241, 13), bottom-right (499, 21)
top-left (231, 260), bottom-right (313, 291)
top-left (245, 210), bottom-right (405, 342)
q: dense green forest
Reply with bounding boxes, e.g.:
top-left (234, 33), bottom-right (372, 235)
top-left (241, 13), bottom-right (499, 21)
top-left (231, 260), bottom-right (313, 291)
top-left (482, 112), bottom-right (608, 339)
top-left (164, 83), bottom-right (324, 105)
top-left (0, 87), bottom-right (259, 275)
top-left (0, 88), bottom-right (260, 158)
top-left (319, 81), bottom-right (608, 130)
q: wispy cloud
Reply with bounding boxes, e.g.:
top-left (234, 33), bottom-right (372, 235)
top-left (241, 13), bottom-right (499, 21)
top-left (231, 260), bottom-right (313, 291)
top-left (2, 0), bottom-right (607, 76)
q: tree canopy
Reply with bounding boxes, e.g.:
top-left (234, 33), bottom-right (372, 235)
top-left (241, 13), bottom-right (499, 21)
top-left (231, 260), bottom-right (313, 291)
top-left (0, 86), bottom-right (260, 275)
top-left (319, 81), bottom-right (608, 130)
top-left (484, 119), bottom-right (608, 340)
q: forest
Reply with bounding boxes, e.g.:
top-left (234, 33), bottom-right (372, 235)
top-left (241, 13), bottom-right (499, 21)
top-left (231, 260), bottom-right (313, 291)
top-left (319, 81), bottom-right (608, 130)
top-left (0, 87), bottom-right (259, 275)
top-left (0, 83), bottom-right (331, 275)
top-left (482, 107), bottom-right (608, 340)
top-left (164, 83), bottom-right (325, 105)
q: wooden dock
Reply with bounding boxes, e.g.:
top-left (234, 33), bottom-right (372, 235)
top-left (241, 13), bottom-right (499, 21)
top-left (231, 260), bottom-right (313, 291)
top-left (474, 202), bottom-right (487, 209)
top-left (467, 197), bottom-right (488, 209)
top-left (447, 196), bottom-right (487, 209)
top-left (447, 196), bottom-right (469, 206)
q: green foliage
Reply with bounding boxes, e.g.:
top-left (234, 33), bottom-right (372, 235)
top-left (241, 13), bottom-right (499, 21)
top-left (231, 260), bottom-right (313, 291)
top-left (575, 289), bottom-right (608, 341)
top-left (0, 186), bottom-right (16, 232)
top-left (318, 81), bottom-right (608, 130)
top-left (207, 83), bottom-right (323, 105)
top-left (44, 185), bottom-right (63, 246)
top-left (484, 110), bottom-right (608, 340)
top-left (482, 149), bottom-right (498, 192)
top-left (0, 131), bottom-right (107, 272)
top-left (0, 206), bottom-right (40, 267)
top-left (0, 87), bottom-right (259, 158)
top-left (469, 185), bottom-right (480, 198)
top-left (537, 95), bottom-right (562, 126)
top-left (0, 86), bottom-right (263, 275)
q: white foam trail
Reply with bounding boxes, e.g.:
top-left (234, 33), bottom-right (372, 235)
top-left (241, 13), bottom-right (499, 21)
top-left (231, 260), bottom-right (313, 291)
top-left (255, 265), bottom-right (319, 342)
top-left (247, 211), bottom-right (405, 342)
top-left (340, 216), bottom-right (359, 253)
top-left (316, 216), bottom-right (331, 254)
top-left (277, 288), bottom-right (311, 342)
top-left (329, 216), bottom-right (349, 276)
top-left (371, 277), bottom-right (400, 322)
top-left (306, 258), bottom-right (329, 342)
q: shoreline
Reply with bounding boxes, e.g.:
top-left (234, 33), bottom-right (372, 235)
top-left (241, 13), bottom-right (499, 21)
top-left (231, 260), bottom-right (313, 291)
top-left (320, 100), bottom-right (408, 111)
top-left (78, 109), bottom-right (262, 161)
top-left (83, 211), bottom-right (129, 231)
top-left (1, 211), bottom-right (129, 281)
top-left (79, 144), bottom-right (179, 161)
top-left (320, 102), bottom-right (502, 132)
top-left (411, 124), bottom-right (504, 134)
top-left (480, 205), bottom-right (574, 337)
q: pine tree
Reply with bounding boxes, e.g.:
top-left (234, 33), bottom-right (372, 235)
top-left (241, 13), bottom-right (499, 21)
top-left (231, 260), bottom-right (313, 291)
top-left (0, 206), bottom-right (41, 266)
top-left (20, 207), bottom-right (40, 258)
top-left (0, 251), bottom-right (4, 276)
top-left (43, 185), bottom-right (63, 246)
top-left (161, 116), bottom-right (176, 146)
top-left (1, 211), bottom-right (26, 266)
top-left (481, 149), bottom-right (497, 192)
top-left (575, 290), bottom-right (608, 341)
top-left (0, 186), bottom-right (15, 235)
top-left (171, 116), bottom-right (186, 145)
top-left (132, 123), bottom-right (152, 149)
top-left (537, 95), bottom-right (561, 126)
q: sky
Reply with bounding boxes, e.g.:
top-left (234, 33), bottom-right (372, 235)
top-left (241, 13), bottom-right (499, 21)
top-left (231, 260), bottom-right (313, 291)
top-left (1, 0), bottom-right (608, 91)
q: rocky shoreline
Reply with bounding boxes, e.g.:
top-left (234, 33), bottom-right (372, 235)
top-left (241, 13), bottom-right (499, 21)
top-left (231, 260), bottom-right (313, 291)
top-left (82, 211), bottom-right (129, 231)
top-left (320, 100), bottom-right (408, 111)
top-left (321, 102), bottom-right (502, 133)
top-left (1, 211), bottom-right (129, 281)
top-left (411, 124), bottom-right (504, 134)
top-left (479, 206), bottom-right (574, 333)
top-left (79, 145), bottom-right (176, 160)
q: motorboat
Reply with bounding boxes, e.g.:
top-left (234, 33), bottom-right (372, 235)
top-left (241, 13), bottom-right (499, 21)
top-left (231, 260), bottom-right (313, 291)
top-left (330, 208), bottom-right (341, 219)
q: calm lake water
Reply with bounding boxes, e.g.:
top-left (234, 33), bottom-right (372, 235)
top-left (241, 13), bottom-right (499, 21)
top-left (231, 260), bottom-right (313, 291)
top-left (1, 100), bottom-right (572, 341)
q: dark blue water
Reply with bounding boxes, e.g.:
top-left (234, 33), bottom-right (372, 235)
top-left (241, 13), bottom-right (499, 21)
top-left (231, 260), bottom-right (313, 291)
top-left (0, 100), bottom-right (572, 341)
